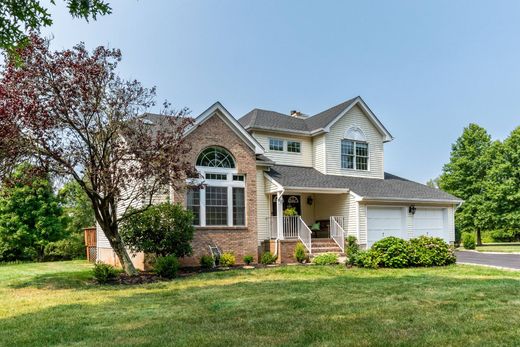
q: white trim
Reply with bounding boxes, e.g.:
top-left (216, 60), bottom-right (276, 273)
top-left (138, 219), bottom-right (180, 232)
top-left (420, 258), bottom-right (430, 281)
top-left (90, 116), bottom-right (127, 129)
top-left (323, 97), bottom-right (394, 142)
top-left (283, 186), bottom-right (349, 194)
top-left (359, 197), bottom-right (463, 204)
top-left (263, 173), bottom-right (284, 192)
top-left (185, 102), bottom-right (265, 154)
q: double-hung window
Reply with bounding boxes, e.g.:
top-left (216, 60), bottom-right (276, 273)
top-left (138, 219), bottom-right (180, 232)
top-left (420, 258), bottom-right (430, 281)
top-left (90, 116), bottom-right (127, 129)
top-left (341, 140), bottom-right (368, 170)
top-left (188, 146), bottom-right (246, 227)
top-left (287, 141), bottom-right (301, 153)
top-left (269, 138), bottom-right (284, 151)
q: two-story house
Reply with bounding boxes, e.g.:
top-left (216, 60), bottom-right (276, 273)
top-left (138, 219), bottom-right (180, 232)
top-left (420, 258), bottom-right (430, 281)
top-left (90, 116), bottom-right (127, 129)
top-left (96, 97), bottom-right (462, 268)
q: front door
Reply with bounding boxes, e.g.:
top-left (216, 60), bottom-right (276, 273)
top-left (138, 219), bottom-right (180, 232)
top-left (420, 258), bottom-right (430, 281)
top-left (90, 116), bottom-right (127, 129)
top-left (271, 194), bottom-right (301, 216)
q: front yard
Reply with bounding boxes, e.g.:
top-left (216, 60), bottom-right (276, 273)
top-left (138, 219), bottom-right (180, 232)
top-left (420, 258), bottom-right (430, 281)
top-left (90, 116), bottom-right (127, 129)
top-left (2, 261), bottom-right (520, 346)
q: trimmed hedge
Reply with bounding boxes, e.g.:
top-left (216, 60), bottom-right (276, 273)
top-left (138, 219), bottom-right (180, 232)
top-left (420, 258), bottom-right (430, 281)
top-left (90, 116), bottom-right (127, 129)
top-left (462, 232), bottom-right (476, 250)
top-left (356, 236), bottom-right (455, 269)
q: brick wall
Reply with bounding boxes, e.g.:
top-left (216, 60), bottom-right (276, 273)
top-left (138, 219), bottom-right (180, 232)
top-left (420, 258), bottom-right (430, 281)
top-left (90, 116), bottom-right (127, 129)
top-left (176, 112), bottom-right (259, 266)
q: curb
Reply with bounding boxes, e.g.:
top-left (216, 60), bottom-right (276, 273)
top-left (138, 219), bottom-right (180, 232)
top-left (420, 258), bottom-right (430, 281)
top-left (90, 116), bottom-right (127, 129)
top-left (457, 262), bottom-right (520, 271)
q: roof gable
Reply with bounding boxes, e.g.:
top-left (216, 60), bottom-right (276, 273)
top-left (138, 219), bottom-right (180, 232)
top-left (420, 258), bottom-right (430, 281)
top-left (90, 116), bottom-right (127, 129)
top-left (186, 102), bottom-right (265, 154)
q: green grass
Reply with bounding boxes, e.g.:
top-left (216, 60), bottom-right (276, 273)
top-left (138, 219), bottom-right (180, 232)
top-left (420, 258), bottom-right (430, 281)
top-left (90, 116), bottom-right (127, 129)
top-left (2, 261), bottom-right (520, 346)
top-left (476, 244), bottom-right (520, 253)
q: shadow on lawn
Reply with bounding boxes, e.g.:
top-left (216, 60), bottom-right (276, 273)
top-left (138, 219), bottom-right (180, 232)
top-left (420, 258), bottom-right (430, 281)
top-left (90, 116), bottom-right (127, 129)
top-left (8, 270), bottom-right (96, 290)
top-left (3, 268), bottom-right (520, 346)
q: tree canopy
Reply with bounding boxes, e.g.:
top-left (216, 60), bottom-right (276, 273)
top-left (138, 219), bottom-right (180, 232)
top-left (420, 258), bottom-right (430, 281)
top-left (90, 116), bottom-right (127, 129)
top-left (0, 0), bottom-right (111, 53)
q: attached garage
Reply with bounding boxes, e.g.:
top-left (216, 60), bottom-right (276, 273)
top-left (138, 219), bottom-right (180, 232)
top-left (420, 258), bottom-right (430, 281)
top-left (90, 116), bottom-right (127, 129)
top-left (412, 208), bottom-right (450, 241)
top-left (367, 207), bottom-right (407, 247)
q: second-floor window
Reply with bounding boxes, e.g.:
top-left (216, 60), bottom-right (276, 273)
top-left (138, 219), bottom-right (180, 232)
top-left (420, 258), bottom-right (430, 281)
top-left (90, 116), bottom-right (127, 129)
top-left (341, 126), bottom-right (369, 171)
top-left (269, 138), bottom-right (284, 151)
top-left (287, 141), bottom-right (301, 153)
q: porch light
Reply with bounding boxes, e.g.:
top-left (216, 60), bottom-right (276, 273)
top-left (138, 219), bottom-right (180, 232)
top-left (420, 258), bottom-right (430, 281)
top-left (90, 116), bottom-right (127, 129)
top-left (307, 196), bottom-right (313, 205)
top-left (409, 205), bottom-right (416, 215)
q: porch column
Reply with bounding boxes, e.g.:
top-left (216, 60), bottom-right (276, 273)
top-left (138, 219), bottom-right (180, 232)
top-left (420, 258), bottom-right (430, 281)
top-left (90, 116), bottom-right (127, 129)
top-left (276, 192), bottom-right (284, 240)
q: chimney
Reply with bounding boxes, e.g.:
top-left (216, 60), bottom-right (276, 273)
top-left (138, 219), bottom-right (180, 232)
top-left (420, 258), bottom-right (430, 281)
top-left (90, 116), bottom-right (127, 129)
top-left (290, 110), bottom-right (308, 119)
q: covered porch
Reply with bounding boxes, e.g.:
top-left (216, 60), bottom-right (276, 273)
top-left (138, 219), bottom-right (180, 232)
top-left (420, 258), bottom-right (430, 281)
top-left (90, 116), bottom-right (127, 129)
top-left (265, 190), bottom-right (350, 254)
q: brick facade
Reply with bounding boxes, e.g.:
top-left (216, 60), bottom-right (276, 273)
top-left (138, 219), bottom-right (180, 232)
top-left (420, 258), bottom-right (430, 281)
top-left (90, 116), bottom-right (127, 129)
top-left (176, 112), bottom-right (259, 266)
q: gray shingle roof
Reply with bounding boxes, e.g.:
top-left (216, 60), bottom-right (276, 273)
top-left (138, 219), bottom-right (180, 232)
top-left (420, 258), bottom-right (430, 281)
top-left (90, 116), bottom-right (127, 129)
top-left (266, 165), bottom-right (462, 203)
top-left (238, 97), bottom-right (358, 134)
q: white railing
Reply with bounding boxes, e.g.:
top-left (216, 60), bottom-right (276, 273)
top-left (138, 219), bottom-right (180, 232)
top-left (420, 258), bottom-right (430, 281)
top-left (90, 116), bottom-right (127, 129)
top-left (330, 216), bottom-right (346, 253)
top-left (298, 216), bottom-right (312, 253)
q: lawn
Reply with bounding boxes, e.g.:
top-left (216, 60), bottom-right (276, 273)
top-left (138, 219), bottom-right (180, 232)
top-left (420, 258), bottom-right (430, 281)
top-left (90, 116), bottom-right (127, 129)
top-left (476, 243), bottom-right (520, 253)
top-left (2, 262), bottom-right (520, 346)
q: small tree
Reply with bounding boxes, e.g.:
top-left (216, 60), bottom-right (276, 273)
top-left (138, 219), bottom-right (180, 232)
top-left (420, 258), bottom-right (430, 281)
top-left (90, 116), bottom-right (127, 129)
top-left (0, 164), bottom-right (66, 261)
top-left (0, 36), bottom-right (197, 275)
top-left (120, 203), bottom-right (195, 258)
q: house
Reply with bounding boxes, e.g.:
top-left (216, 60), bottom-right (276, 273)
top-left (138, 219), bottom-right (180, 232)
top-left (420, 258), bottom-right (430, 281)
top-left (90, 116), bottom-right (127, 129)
top-left (96, 96), bottom-right (462, 268)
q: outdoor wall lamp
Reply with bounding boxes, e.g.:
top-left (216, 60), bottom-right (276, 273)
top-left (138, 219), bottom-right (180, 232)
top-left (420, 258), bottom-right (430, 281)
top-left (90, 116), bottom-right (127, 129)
top-left (409, 205), bottom-right (416, 215)
top-left (307, 196), bottom-right (313, 205)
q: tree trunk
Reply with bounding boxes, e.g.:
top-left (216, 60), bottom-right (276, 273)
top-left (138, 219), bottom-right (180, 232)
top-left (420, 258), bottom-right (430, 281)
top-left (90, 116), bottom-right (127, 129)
top-left (476, 229), bottom-right (483, 246)
top-left (99, 220), bottom-right (138, 276)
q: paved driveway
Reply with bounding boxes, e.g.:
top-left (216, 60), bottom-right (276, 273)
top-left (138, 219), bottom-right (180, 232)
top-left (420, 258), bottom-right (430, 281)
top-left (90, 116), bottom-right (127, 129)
top-left (456, 250), bottom-right (520, 270)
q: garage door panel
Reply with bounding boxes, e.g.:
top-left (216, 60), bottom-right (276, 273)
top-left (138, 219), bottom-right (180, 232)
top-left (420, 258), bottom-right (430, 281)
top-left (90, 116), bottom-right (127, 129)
top-left (413, 208), bottom-right (448, 242)
top-left (367, 207), bottom-right (405, 246)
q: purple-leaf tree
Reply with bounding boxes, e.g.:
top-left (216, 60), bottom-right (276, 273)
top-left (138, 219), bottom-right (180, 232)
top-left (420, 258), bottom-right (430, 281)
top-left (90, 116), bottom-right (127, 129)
top-left (0, 35), bottom-right (197, 275)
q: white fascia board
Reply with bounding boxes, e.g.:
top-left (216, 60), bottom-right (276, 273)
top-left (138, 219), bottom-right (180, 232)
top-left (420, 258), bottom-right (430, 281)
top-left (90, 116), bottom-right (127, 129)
top-left (359, 197), bottom-right (463, 204)
top-left (263, 172), bottom-right (284, 192)
top-left (184, 102), bottom-right (265, 154)
top-left (322, 97), bottom-right (394, 143)
top-left (283, 187), bottom-right (349, 194)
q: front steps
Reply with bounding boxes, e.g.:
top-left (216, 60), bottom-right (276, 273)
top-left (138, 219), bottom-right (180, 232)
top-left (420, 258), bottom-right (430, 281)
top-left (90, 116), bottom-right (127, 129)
top-left (311, 238), bottom-right (343, 255)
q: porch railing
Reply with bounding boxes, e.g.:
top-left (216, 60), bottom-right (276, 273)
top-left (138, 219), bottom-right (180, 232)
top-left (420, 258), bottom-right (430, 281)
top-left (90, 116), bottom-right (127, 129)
top-left (267, 216), bottom-right (312, 253)
top-left (330, 216), bottom-right (346, 253)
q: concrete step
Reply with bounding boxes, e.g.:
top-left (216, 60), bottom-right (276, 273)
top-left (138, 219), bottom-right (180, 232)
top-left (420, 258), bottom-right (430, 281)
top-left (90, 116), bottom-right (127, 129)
top-left (312, 246), bottom-right (342, 253)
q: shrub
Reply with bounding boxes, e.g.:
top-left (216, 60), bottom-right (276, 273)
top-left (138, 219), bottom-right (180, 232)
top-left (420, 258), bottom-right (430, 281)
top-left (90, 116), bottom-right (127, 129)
top-left (220, 252), bottom-right (236, 267)
top-left (294, 242), bottom-right (306, 263)
top-left (200, 255), bottom-right (214, 269)
top-left (462, 232), bottom-right (476, 250)
top-left (355, 250), bottom-right (383, 269)
top-left (154, 255), bottom-right (180, 279)
top-left (312, 253), bottom-right (338, 265)
top-left (44, 235), bottom-right (84, 261)
top-left (409, 236), bottom-right (456, 267)
top-left (371, 237), bottom-right (411, 268)
top-left (120, 203), bottom-right (195, 258)
top-left (93, 262), bottom-right (118, 284)
top-left (261, 251), bottom-right (277, 265)
top-left (243, 255), bottom-right (254, 265)
top-left (345, 236), bottom-right (360, 265)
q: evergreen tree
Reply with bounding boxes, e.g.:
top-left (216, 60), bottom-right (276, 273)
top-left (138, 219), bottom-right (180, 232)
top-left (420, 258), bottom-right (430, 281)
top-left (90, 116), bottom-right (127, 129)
top-left (0, 165), bottom-right (66, 261)
top-left (439, 124), bottom-right (492, 245)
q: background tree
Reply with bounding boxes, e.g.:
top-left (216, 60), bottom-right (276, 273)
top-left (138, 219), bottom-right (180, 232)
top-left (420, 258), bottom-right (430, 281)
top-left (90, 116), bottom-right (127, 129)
top-left (439, 123), bottom-right (492, 245)
top-left (0, 0), bottom-right (111, 53)
top-left (120, 203), bottom-right (195, 258)
top-left (59, 180), bottom-right (95, 235)
top-left (0, 35), bottom-right (197, 275)
top-left (484, 127), bottom-right (520, 239)
top-left (426, 176), bottom-right (440, 189)
top-left (0, 164), bottom-right (66, 261)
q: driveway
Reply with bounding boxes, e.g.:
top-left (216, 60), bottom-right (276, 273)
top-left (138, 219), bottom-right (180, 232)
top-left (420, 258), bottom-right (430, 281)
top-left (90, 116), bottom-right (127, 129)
top-left (456, 250), bottom-right (520, 270)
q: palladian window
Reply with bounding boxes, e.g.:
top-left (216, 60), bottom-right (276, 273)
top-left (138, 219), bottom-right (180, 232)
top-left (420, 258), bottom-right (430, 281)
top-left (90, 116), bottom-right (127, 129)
top-left (187, 146), bottom-right (246, 226)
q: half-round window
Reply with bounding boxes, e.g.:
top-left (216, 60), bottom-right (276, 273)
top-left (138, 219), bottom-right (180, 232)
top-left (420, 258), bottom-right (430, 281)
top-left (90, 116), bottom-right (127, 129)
top-left (196, 146), bottom-right (235, 168)
top-left (344, 127), bottom-right (366, 142)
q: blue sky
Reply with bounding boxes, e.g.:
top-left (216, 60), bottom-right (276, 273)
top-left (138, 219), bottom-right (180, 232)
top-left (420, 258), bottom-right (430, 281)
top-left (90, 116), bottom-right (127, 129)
top-left (44, 0), bottom-right (520, 183)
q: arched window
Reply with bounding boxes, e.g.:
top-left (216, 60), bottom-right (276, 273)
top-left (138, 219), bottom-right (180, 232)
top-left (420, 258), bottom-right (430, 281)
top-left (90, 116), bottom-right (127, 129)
top-left (196, 146), bottom-right (235, 168)
top-left (341, 127), bottom-right (369, 171)
top-left (188, 146), bottom-right (245, 227)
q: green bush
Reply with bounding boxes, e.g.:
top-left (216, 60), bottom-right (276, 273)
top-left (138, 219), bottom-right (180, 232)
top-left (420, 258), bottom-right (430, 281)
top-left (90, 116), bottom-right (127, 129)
top-left (462, 232), bottom-right (476, 250)
top-left (93, 262), bottom-right (118, 284)
top-left (120, 203), bottom-right (194, 258)
top-left (294, 242), bottom-right (306, 263)
top-left (200, 255), bottom-right (214, 269)
top-left (44, 235), bottom-right (84, 261)
top-left (491, 229), bottom-right (520, 242)
top-left (371, 237), bottom-right (411, 268)
top-left (220, 252), bottom-right (236, 267)
top-left (345, 236), bottom-right (360, 265)
top-left (409, 236), bottom-right (456, 267)
top-left (154, 255), bottom-right (179, 279)
top-left (355, 250), bottom-right (383, 269)
top-left (243, 255), bottom-right (254, 265)
top-left (312, 253), bottom-right (338, 265)
top-left (260, 251), bottom-right (277, 265)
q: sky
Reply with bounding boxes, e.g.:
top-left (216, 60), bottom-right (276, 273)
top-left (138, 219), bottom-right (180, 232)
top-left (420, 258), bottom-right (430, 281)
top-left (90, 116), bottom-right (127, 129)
top-left (42, 0), bottom-right (520, 183)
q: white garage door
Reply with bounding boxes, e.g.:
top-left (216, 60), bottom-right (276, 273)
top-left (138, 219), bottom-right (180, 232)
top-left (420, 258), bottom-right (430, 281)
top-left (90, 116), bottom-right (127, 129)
top-left (413, 208), bottom-right (449, 241)
top-left (367, 207), bottom-right (406, 247)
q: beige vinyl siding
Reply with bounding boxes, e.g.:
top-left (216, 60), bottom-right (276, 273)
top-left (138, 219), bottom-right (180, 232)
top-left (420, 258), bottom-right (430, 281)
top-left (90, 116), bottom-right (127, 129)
top-left (252, 131), bottom-right (313, 167)
top-left (96, 223), bottom-right (111, 249)
top-left (325, 105), bottom-right (385, 179)
top-left (313, 134), bottom-right (327, 174)
top-left (256, 168), bottom-right (270, 243)
top-left (264, 174), bottom-right (281, 193)
top-left (358, 204), bottom-right (367, 245)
